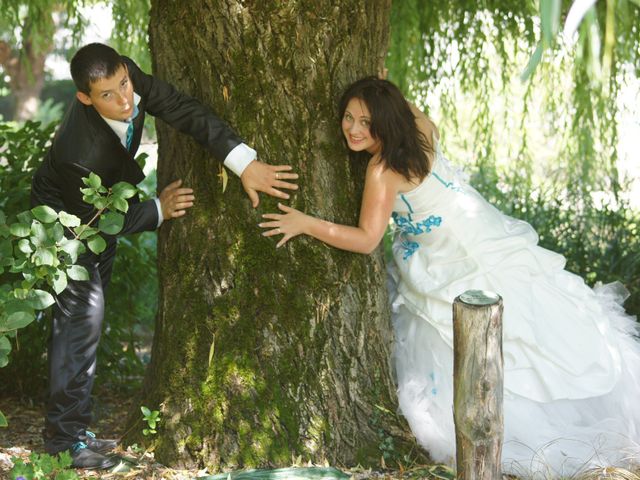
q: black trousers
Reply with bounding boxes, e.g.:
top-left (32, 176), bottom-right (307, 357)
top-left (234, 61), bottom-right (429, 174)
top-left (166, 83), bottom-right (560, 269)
top-left (44, 241), bottom-right (117, 454)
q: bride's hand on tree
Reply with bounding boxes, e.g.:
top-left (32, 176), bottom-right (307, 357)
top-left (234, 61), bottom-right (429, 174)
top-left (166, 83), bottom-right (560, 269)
top-left (259, 202), bottom-right (309, 248)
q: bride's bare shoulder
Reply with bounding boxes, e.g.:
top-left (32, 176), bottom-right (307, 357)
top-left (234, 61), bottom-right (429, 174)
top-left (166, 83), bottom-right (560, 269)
top-left (408, 102), bottom-right (440, 142)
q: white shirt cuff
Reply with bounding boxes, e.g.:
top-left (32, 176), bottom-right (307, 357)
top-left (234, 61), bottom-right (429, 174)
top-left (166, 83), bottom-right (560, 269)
top-left (154, 198), bottom-right (163, 228)
top-left (223, 143), bottom-right (257, 177)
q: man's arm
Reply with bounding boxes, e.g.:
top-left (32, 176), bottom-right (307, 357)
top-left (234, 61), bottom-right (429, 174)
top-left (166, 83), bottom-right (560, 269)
top-left (57, 161), bottom-right (158, 236)
top-left (124, 58), bottom-right (298, 207)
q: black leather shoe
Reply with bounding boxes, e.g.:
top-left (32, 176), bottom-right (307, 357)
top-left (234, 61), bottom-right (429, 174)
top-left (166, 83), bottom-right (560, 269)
top-left (70, 444), bottom-right (117, 470)
top-left (86, 430), bottom-right (118, 454)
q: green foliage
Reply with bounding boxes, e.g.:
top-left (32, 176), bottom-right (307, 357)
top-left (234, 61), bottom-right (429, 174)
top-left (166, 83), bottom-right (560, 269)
top-left (0, 121), bottom-right (55, 214)
top-left (474, 164), bottom-right (640, 315)
top-left (0, 120), bottom-right (158, 399)
top-left (140, 405), bottom-right (161, 436)
top-left (9, 451), bottom-right (79, 480)
top-left (387, 1), bottom-right (640, 316)
top-left (0, 120), bottom-right (145, 426)
top-left (110, 0), bottom-right (152, 72)
top-left (0, 178), bottom-right (134, 412)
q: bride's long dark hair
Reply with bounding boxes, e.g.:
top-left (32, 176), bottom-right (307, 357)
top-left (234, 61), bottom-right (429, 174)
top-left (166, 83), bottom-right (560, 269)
top-left (338, 76), bottom-right (433, 181)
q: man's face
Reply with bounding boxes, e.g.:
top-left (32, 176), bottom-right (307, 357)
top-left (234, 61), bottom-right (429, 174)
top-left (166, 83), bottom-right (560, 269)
top-left (76, 64), bottom-right (134, 121)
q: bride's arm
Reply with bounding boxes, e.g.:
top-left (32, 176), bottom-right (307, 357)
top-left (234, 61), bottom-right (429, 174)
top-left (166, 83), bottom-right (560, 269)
top-left (260, 161), bottom-right (400, 254)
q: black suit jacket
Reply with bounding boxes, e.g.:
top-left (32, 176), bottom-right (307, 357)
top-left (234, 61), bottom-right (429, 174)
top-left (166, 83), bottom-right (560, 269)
top-left (31, 57), bottom-right (243, 236)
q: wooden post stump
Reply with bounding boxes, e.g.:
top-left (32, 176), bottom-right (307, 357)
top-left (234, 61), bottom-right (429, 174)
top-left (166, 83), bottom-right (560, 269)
top-left (453, 290), bottom-right (504, 480)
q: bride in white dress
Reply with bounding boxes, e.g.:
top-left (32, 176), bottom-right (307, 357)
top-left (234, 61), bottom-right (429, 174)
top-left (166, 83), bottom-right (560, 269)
top-left (259, 76), bottom-right (640, 476)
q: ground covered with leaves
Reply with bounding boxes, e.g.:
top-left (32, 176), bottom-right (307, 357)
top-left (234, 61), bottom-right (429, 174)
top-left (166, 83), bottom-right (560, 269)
top-left (3, 390), bottom-right (639, 480)
top-left (0, 389), bottom-right (456, 480)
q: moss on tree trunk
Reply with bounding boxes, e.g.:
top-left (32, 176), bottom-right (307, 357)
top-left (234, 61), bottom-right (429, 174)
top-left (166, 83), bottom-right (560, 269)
top-left (127, 0), bottom-right (421, 470)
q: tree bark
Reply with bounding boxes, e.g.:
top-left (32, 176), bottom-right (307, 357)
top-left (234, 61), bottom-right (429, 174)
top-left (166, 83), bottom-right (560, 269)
top-left (129, 0), bottom-right (419, 470)
top-left (453, 291), bottom-right (504, 480)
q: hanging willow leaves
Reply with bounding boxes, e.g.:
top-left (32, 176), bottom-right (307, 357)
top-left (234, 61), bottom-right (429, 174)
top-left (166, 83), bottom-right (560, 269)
top-left (387, 0), bottom-right (640, 316)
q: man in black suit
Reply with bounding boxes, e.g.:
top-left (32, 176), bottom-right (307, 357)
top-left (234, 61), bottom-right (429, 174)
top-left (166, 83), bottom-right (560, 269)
top-left (30, 43), bottom-right (298, 469)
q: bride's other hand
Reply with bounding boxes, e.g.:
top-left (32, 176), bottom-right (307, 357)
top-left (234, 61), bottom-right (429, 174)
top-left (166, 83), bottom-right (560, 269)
top-left (260, 203), bottom-right (309, 248)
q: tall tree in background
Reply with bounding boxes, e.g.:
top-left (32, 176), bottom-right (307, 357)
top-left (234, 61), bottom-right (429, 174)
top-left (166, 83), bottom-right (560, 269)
top-left (0, 2), bottom-right (55, 120)
top-left (129, 0), bottom-right (418, 469)
top-left (0, 0), bottom-right (151, 121)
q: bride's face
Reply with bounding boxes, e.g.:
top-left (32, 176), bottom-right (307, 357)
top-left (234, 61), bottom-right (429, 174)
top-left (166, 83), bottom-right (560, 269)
top-left (341, 97), bottom-right (381, 155)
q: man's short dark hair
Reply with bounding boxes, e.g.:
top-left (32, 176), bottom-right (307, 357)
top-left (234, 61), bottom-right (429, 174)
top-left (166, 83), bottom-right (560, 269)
top-left (70, 43), bottom-right (125, 95)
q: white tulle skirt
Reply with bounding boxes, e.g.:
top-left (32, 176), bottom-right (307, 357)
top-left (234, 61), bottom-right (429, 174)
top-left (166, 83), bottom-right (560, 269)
top-left (390, 277), bottom-right (640, 477)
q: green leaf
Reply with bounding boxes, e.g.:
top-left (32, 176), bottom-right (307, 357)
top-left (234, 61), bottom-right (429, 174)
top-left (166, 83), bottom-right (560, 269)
top-left (47, 223), bottom-right (64, 243)
top-left (31, 205), bottom-right (58, 223)
top-left (112, 197), bottom-right (129, 213)
top-left (141, 406), bottom-right (151, 417)
top-left (67, 265), bottom-right (89, 281)
top-left (0, 210), bottom-right (5, 225)
top-left (0, 410), bottom-right (7, 427)
top-left (135, 152), bottom-right (149, 170)
top-left (86, 172), bottom-right (102, 189)
top-left (58, 238), bottom-right (84, 263)
top-left (9, 258), bottom-right (27, 272)
top-left (540, 0), bottom-right (561, 46)
top-left (29, 289), bottom-right (55, 310)
top-left (9, 223), bottom-right (30, 237)
top-left (37, 452), bottom-right (55, 474)
top-left (33, 247), bottom-right (56, 266)
top-left (93, 197), bottom-right (108, 210)
top-left (17, 238), bottom-right (33, 254)
top-left (59, 211), bottom-right (81, 228)
top-left (87, 235), bottom-right (106, 254)
top-left (2, 309), bottom-right (35, 331)
top-left (17, 211), bottom-right (32, 224)
top-left (520, 42), bottom-right (544, 82)
top-left (57, 450), bottom-right (74, 469)
top-left (12, 288), bottom-right (29, 300)
top-left (99, 212), bottom-right (124, 235)
top-left (0, 336), bottom-right (11, 369)
top-left (52, 270), bottom-right (68, 294)
top-left (112, 181), bottom-right (138, 199)
top-left (74, 226), bottom-right (98, 240)
top-left (30, 221), bottom-right (48, 247)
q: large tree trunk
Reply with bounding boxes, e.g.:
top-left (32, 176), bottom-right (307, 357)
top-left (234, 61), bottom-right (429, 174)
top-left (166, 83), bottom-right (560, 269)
top-left (129, 0), bottom-right (419, 471)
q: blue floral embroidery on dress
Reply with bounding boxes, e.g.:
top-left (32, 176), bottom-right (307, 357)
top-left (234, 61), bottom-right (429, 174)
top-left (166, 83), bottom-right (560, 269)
top-left (432, 171), bottom-right (465, 193)
top-left (392, 194), bottom-right (442, 260)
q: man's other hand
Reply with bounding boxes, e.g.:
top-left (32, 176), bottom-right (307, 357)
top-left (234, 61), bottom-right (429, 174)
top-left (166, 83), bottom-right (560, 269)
top-left (159, 179), bottom-right (195, 220)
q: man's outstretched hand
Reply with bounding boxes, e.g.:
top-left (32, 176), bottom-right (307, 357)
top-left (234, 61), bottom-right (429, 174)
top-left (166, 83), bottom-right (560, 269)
top-left (241, 160), bottom-right (299, 208)
top-left (159, 179), bottom-right (195, 220)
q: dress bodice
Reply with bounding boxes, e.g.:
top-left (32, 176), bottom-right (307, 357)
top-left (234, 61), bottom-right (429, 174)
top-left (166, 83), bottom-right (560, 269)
top-left (388, 144), bottom-right (622, 403)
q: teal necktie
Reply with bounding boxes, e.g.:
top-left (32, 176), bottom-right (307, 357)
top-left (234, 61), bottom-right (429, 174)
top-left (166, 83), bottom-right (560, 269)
top-left (126, 121), bottom-right (134, 151)
top-left (126, 104), bottom-right (139, 151)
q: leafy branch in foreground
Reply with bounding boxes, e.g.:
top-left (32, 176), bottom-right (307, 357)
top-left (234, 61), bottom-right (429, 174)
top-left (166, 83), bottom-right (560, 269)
top-left (9, 450), bottom-right (79, 480)
top-left (0, 173), bottom-right (139, 427)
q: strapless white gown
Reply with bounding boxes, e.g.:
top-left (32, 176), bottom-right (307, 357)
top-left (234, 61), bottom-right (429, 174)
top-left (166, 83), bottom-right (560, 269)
top-left (387, 145), bottom-right (640, 476)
